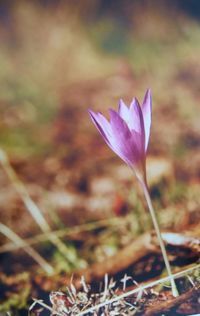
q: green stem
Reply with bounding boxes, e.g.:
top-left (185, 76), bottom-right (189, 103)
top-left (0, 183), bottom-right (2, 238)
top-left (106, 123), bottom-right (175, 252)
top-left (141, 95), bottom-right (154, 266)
top-left (138, 177), bottom-right (179, 297)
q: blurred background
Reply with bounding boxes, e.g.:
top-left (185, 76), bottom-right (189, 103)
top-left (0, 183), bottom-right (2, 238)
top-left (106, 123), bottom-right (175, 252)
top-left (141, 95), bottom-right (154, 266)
top-left (0, 0), bottom-right (200, 313)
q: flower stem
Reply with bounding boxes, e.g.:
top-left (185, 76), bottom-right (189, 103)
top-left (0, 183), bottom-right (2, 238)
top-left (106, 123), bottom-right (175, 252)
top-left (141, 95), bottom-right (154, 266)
top-left (138, 177), bottom-right (179, 297)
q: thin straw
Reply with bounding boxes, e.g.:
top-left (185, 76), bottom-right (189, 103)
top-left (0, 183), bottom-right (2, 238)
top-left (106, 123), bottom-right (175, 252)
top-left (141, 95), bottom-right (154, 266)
top-left (0, 217), bottom-right (123, 253)
top-left (76, 263), bottom-right (200, 316)
top-left (33, 264), bottom-right (200, 316)
top-left (0, 222), bottom-right (54, 274)
top-left (0, 148), bottom-right (76, 263)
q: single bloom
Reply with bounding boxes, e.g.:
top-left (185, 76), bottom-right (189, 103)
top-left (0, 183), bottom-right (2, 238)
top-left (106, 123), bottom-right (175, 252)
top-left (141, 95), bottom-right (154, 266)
top-left (89, 89), bottom-right (152, 181)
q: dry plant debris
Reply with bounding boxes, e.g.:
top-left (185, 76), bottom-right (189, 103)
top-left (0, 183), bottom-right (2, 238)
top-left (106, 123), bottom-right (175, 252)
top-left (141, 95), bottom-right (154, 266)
top-left (30, 265), bottom-right (200, 316)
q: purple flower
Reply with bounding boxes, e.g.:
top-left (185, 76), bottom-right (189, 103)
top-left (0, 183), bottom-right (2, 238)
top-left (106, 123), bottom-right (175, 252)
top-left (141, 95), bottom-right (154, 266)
top-left (89, 89), bottom-right (152, 180)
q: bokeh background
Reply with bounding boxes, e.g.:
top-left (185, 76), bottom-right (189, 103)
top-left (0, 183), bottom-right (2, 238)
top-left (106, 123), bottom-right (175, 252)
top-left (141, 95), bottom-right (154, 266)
top-left (0, 0), bottom-right (200, 313)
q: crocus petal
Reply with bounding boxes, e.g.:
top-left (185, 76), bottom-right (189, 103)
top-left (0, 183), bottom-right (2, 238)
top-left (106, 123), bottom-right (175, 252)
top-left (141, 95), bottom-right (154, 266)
top-left (129, 97), bottom-right (143, 134)
top-left (131, 129), bottom-right (145, 164)
top-left (118, 99), bottom-right (129, 122)
top-left (109, 109), bottom-right (143, 168)
top-left (142, 89), bottom-right (152, 151)
top-left (89, 89), bottom-right (151, 181)
top-left (88, 110), bottom-right (112, 147)
top-left (129, 98), bottom-right (145, 155)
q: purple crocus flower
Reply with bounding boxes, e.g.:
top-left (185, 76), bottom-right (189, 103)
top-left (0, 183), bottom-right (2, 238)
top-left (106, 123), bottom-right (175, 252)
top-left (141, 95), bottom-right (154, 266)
top-left (89, 89), bottom-right (152, 181)
top-left (89, 90), bottom-right (180, 297)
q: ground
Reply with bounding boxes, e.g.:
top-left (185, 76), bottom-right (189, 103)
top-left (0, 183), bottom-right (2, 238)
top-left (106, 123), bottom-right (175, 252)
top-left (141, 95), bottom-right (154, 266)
top-left (0, 1), bottom-right (200, 315)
